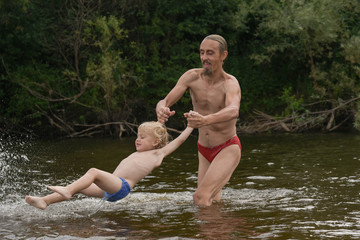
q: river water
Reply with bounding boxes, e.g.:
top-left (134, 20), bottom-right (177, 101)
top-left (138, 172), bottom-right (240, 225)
top-left (1, 132), bottom-right (360, 239)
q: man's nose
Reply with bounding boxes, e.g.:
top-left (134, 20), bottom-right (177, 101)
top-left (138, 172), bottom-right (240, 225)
top-left (201, 54), bottom-right (208, 61)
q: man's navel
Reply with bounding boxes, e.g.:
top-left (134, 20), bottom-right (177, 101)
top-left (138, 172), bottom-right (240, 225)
top-left (205, 132), bottom-right (210, 146)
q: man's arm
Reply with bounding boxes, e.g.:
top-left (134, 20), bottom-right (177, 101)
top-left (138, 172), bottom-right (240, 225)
top-left (156, 70), bottom-right (195, 123)
top-left (186, 77), bottom-right (241, 128)
top-left (206, 78), bottom-right (241, 124)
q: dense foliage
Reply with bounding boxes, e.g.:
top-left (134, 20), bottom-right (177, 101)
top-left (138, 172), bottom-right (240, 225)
top-left (1, 0), bottom-right (359, 137)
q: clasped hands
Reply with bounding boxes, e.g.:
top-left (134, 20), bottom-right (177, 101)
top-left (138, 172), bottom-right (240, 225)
top-left (157, 107), bottom-right (205, 128)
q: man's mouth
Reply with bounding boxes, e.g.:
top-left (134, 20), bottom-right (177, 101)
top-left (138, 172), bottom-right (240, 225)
top-left (203, 61), bottom-right (211, 67)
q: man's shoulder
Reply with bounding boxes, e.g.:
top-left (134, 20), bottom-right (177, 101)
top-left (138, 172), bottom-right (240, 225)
top-left (224, 73), bottom-right (240, 85)
top-left (180, 68), bottom-right (202, 82)
top-left (224, 72), bottom-right (238, 81)
top-left (184, 68), bottom-right (202, 77)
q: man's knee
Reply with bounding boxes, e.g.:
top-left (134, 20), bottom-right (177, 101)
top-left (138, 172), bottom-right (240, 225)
top-left (193, 190), bottom-right (212, 207)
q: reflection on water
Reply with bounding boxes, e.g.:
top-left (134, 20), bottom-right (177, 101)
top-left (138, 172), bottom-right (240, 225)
top-left (196, 203), bottom-right (257, 239)
top-left (1, 132), bottom-right (360, 239)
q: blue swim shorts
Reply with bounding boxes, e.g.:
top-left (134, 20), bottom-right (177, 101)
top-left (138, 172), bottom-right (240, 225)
top-left (104, 177), bottom-right (131, 202)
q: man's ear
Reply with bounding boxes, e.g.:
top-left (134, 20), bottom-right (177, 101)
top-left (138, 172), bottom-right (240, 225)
top-left (221, 50), bottom-right (228, 62)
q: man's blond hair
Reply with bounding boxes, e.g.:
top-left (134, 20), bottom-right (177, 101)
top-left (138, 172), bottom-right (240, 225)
top-left (204, 34), bottom-right (228, 53)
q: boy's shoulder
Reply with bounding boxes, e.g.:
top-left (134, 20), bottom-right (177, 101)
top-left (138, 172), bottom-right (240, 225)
top-left (135, 149), bottom-right (163, 168)
top-left (133, 149), bottom-right (164, 159)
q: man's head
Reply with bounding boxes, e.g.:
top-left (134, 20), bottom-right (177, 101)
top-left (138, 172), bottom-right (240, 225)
top-left (204, 34), bottom-right (228, 53)
top-left (200, 34), bottom-right (228, 76)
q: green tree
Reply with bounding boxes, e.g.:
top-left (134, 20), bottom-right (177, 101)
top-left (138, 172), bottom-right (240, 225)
top-left (2, 0), bottom-right (359, 136)
top-left (2, 0), bottom-right (137, 137)
top-left (119, 0), bottom-right (239, 127)
top-left (233, 0), bottom-right (360, 131)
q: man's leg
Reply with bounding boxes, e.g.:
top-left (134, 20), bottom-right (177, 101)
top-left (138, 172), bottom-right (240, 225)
top-left (197, 152), bottom-right (211, 188)
top-left (193, 145), bottom-right (241, 206)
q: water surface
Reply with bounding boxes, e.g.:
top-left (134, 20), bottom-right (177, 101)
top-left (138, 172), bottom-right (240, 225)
top-left (1, 132), bottom-right (360, 239)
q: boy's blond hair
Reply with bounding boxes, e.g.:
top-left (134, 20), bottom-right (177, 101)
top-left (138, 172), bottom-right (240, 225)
top-left (138, 121), bottom-right (169, 148)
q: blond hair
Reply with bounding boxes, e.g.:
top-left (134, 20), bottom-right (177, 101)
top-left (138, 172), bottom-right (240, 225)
top-left (204, 34), bottom-right (228, 53)
top-left (138, 121), bottom-right (169, 148)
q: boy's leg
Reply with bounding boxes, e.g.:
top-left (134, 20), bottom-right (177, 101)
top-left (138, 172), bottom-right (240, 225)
top-left (25, 191), bottom-right (70, 210)
top-left (49, 168), bottom-right (123, 199)
top-left (25, 183), bottom-right (105, 210)
top-left (79, 183), bottom-right (105, 198)
top-left (25, 168), bottom-right (122, 210)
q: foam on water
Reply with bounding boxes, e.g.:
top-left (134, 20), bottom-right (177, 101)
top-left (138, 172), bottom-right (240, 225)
top-left (2, 182), bottom-right (360, 239)
top-left (246, 175), bottom-right (276, 180)
top-left (0, 191), bottom-right (195, 221)
top-left (1, 187), bottom-right (298, 221)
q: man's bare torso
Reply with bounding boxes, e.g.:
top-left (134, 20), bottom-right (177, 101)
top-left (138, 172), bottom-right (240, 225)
top-left (187, 69), bottom-right (238, 147)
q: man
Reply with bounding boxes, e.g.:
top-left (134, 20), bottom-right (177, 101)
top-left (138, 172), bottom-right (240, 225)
top-left (156, 34), bottom-right (241, 206)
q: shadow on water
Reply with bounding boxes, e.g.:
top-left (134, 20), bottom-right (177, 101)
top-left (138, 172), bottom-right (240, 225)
top-left (1, 132), bottom-right (360, 239)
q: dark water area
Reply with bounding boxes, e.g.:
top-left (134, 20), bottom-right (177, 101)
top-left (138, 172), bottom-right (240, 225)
top-left (1, 132), bottom-right (360, 239)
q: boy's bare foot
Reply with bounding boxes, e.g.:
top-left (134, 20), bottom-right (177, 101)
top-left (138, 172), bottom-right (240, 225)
top-left (48, 186), bottom-right (72, 200)
top-left (25, 196), bottom-right (48, 210)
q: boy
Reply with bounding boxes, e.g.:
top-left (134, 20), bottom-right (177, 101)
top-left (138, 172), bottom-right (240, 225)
top-left (25, 121), bottom-right (193, 210)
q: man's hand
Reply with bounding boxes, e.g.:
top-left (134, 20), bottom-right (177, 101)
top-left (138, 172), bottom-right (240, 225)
top-left (157, 107), bottom-right (175, 123)
top-left (184, 110), bottom-right (207, 128)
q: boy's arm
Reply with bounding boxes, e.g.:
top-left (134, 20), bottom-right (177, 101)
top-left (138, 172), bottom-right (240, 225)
top-left (159, 126), bottom-right (193, 158)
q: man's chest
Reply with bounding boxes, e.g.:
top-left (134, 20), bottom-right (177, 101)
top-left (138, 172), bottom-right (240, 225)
top-left (190, 85), bottom-right (226, 109)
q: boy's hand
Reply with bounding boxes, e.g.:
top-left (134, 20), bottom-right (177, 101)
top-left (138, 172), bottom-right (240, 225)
top-left (185, 110), bottom-right (206, 128)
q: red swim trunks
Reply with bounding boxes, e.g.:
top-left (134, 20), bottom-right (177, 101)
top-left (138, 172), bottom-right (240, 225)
top-left (197, 136), bottom-right (242, 163)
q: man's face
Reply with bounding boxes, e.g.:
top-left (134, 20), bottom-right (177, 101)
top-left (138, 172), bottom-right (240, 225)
top-left (199, 39), bottom-right (225, 76)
